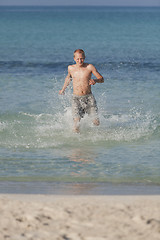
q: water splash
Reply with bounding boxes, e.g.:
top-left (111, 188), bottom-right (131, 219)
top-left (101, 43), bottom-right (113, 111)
top-left (0, 107), bottom-right (159, 150)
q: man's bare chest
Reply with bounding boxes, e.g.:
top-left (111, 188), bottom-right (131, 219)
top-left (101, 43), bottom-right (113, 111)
top-left (71, 69), bottom-right (91, 79)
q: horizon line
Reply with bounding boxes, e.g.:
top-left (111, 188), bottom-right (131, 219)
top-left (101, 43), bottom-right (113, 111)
top-left (0, 5), bottom-right (160, 7)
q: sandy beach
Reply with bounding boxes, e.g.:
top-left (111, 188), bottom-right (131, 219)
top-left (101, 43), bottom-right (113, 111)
top-left (0, 195), bottom-right (159, 240)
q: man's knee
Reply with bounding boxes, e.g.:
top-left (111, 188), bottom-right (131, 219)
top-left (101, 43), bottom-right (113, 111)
top-left (93, 118), bottom-right (100, 126)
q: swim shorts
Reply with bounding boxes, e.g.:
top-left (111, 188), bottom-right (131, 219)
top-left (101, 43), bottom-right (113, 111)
top-left (72, 93), bottom-right (98, 119)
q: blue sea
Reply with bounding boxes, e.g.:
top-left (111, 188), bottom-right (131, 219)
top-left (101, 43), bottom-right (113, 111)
top-left (0, 6), bottom-right (160, 194)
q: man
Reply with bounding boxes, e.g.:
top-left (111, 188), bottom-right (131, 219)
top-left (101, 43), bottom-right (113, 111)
top-left (59, 49), bottom-right (104, 133)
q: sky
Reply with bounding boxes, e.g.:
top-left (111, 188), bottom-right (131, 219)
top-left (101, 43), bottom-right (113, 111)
top-left (0, 0), bottom-right (160, 6)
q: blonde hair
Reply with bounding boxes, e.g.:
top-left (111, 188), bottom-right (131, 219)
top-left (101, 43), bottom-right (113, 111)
top-left (74, 49), bottom-right (85, 57)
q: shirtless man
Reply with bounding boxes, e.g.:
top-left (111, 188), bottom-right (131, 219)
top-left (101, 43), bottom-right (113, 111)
top-left (59, 49), bottom-right (104, 132)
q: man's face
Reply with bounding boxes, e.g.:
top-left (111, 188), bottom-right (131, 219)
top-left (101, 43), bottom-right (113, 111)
top-left (74, 52), bottom-right (85, 66)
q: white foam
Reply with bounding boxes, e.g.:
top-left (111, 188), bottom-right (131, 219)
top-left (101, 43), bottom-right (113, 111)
top-left (0, 108), bottom-right (159, 149)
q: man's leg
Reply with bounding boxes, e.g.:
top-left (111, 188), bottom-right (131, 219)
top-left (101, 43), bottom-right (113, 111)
top-left (87, 94), bottom-right (99, 126)
top-left (73, 117), bottom-right (80, 133)
top-left (92, 118), bottom-right (100, 126)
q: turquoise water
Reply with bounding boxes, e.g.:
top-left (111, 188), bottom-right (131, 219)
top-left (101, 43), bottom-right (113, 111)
top-left (0, 6), bottom-right (160, 186)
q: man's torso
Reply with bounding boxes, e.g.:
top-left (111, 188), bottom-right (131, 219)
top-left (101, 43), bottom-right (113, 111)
top-left (69, 63), bottom-right (92, 96)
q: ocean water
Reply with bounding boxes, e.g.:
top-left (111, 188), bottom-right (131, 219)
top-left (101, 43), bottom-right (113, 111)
top-left (0, 6), bottom-right (160, 192)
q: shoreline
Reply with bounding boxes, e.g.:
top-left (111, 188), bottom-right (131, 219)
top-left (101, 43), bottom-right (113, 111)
top-left (0, 181), bottom-right (160, 195)
top-left (0, 194), bottom-right (160, 240)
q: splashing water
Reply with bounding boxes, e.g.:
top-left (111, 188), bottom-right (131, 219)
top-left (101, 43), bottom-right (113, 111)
top-left (0, 107), bottom-right (159, 149)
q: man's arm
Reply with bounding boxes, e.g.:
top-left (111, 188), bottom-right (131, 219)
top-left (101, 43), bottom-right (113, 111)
top-left (89, 64), bottom-right (104, 85)
top-left (59, 67), bottom-right (72, 94)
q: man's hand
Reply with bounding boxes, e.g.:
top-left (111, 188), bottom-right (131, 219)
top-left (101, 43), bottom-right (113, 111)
top-left (89, 79), bottom-right (96, 85)
top-left (59, 90), bottom-right (65, 95)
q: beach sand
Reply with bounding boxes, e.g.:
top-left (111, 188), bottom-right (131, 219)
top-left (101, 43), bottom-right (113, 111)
top-left (0, 195), bottom-right (160, 240)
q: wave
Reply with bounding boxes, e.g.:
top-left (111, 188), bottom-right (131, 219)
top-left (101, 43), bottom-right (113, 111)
top-left (0, 60), bottom-right (159, 72)
top-left (0, 109), bottom-right (159, 150)
top-left (0, 60), bottom-right (69, 72)
top-left (97, 61), bottom-right (160, 72)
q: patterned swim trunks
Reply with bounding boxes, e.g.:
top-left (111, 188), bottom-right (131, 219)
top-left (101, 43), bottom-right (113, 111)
top-left (72, 93), bottom-right (98, 119)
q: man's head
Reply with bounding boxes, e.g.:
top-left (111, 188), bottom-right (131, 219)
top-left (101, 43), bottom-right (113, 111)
top-left (74, 49), bottom-right (85, 58)
top-left (74, 49), bottom-right (85, 66)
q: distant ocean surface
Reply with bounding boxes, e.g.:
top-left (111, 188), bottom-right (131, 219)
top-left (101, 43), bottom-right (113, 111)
top-left (0, 6), bottom-right (160, 192)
